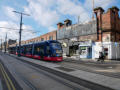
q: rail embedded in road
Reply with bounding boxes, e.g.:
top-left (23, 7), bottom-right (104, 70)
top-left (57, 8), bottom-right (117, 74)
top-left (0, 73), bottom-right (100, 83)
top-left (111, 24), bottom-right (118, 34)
top-left (6, 54), bottom-right (113, 90)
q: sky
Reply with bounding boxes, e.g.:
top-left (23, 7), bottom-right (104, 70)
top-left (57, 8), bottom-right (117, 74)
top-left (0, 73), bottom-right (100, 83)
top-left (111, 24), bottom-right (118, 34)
top-left (0, 0), bottom-right (120, 42)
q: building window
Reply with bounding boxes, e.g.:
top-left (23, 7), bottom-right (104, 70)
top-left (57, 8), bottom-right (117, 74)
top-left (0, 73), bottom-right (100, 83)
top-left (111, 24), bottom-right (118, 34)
top-left (41, 38), bottom-right (44, 41)
top-left (49, 36), bottom-right (53, 40)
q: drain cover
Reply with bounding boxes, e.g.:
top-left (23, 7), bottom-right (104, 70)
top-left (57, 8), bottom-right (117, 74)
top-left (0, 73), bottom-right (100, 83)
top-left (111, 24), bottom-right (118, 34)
top-left (56, 67), bottom-right (75, 72)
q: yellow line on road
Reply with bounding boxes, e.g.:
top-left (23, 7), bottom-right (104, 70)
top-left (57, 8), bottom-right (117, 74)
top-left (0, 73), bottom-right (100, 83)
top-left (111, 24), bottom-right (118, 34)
top-left (0, 63), bottom-right (16, 90)
top-left (0, 63), bottom-right (11, 90)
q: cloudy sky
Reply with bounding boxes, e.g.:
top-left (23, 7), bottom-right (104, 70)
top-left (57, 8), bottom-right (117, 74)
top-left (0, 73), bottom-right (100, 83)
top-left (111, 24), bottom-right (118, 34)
top-left (0, 0), bottom-right (119, 42)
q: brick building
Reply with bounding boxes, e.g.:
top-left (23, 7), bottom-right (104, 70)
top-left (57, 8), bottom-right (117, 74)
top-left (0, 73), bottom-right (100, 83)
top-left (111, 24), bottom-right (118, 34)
top-left (9, 30), bottom-right (57, 47)
top-left (1, 39), bottom-right (17, 52)
top-left (93, 6), bottom-right (120, 59)
top-left (24, 31), bottom-right (57, 44)
top-left (57, 6), bottom-right (120, 60)
top-left (57, 19), bottom-right (97, 58)
top-left (94, 6), bottom-right (120, 42)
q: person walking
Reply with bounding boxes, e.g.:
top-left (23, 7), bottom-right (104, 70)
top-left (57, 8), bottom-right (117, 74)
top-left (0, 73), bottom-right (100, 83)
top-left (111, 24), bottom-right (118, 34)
top-left (97, 52), bottom-right (105, 63)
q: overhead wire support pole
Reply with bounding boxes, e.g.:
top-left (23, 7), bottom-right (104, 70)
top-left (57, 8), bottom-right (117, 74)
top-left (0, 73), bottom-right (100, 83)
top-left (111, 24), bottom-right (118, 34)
top-left (5, 33), bottom-right (7, 53)
top-left (1, 39), bottom-right (2, 51)
top-left (13, 11), bottom-right (30, 57)
top-left (19, 13), bottom-right (22, 57)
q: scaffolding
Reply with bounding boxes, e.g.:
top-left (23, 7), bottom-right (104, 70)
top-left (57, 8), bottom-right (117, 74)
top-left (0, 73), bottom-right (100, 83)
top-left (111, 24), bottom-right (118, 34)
top-left (57, 20), bottom-right (97, 40)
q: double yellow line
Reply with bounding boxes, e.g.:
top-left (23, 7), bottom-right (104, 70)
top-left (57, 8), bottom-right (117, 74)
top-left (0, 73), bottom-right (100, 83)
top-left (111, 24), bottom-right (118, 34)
top-left (0, 62), bottom-right (16, 90)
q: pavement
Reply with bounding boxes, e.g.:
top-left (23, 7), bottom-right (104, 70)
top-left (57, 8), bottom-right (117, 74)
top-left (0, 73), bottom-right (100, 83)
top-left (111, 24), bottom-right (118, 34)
top-left (64, 56), bottom-right (120, 64)
top-left (7, 54), bottom-right (120, 90)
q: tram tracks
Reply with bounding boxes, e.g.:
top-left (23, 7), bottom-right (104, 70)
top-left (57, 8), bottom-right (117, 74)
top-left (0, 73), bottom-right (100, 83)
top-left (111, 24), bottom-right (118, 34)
top-left (5, 54), bottom-right (86, 90)
top-left (9, 54), bottom-right (113, 90)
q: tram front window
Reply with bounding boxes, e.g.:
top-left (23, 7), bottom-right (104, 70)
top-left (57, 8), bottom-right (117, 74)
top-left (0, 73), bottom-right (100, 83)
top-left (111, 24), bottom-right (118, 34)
top-left (51, 43), bottom-right (62, 49)
top-left (51, 43), bottom-right (62, 57)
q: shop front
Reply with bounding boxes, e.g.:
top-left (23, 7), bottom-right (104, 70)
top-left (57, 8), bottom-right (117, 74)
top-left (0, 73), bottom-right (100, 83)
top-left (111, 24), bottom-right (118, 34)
top-left (79, 41), bottom-right (93, 59)
top-left (69, 45), bottom-right (79, 56)
top-left (79, 45), bottom-right (92, 59)
top-left (61, 40), bottom-right (80, 57)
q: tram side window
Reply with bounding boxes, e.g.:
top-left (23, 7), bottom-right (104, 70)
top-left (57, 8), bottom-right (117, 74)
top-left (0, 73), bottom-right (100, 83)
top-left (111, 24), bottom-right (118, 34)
top-left (24, 46), bottom-right (26, 54)
top-left (46, 46), bottom-right (51, 55)
top-left (34, 45), bottom-right (44, 55)
top-left (39, 45), bottom-right (44, 55)
top-left (26, 46), bottom-right (32, 54)
top-left (30, 46), bottom-right (32, 54)
top-left (34, 46), bottom-right (40, 55)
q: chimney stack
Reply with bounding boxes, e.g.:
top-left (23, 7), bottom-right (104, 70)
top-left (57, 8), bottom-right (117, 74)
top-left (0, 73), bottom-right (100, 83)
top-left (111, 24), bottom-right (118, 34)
top-left (110, 6), bottom-right (119, 18)
top-left (94, 7), bottom-right (104, 41)
top-left (94, 7), bottom-right (104, 16)
top-left (64, 19), bottom-right (72, 27)
top-left (57, 22), bottom-right (64, 30)
top-left (111, 6), bottom-right (119, 12)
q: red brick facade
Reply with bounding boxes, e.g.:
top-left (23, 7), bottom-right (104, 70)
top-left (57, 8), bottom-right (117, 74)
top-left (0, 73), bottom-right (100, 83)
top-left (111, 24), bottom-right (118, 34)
top-left (94, 6), bottom-right (120, 42)
top-left (10, 30), bottom-right (57, 47)
top-left (25, 31), bottom-right (57, 44)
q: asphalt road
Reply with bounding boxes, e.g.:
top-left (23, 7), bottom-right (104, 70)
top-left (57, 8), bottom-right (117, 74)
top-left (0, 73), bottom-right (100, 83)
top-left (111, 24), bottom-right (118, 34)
top-left (0, 53), bottom-right (90, 90)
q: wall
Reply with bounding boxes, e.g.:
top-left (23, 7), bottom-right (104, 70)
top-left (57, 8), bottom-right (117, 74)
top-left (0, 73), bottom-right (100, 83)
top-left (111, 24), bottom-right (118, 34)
top-left (92, 42), bottom-right (120, 59)
top-left (57, 20), bottom-right (97, 40)
top-left (110, 42), bottom-right (120, 59)
top-left (95, 7), bottom-right (120, 42)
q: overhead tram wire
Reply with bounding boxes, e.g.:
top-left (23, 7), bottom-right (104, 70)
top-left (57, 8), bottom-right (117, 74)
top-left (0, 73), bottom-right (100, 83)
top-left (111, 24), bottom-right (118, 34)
top-left (0, 27), bottom-right (19, 31)
top-left (0, 27), bottom-right (41, 34)
top-left (0, 27), bottom-right (42, 38)
top-left (0, 26), bottom-right (40, 40)
top-left (0, 27), bottom-right (34, 31)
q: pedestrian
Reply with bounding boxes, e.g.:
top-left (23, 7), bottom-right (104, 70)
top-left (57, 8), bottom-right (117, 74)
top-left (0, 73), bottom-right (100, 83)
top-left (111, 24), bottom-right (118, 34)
top-left (97, 52), bottom-right (105, 62)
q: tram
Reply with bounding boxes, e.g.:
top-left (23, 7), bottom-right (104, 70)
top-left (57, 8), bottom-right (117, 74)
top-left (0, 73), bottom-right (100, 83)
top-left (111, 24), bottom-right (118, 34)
top-left (9, 40), bottom-right (63, 61)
